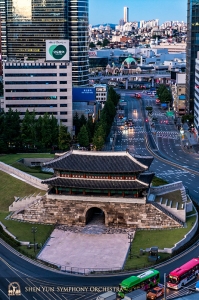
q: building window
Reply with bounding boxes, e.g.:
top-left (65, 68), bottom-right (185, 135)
top-left (60, 96), bottom-right (67, 99)
top-left (60, 112), bottom-right (67, 115)
top-left (60, 89), bottom-right (67, 92)
top-left (60, 81), bottom-right (67, 84)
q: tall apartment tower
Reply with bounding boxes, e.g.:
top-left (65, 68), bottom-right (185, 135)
top-left (186, 0), bottom-right (199, 113)
top-left (124, 6), bottom-right (129, 23)
top-left (0, 0), bottom-right (89, 86)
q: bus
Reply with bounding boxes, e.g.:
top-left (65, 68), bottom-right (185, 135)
top-left (118, 269), bottom-right (160, 298)
top-left (167, 258), bottom-right (199, 290)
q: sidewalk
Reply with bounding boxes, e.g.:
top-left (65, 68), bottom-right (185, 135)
top-left (181, 129), bottom-right (199, 154)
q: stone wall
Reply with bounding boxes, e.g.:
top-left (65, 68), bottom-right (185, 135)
top-left (0, 162), bottom-right (48, 190)
top-left (11, 195), bottom-right (182, 229)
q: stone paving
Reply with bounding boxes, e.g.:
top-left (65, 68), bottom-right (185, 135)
top-left (38, 217), bottom-right (133, 272)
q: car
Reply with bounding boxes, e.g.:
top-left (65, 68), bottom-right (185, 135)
top-left (147, 287), bottom-right (164, 299)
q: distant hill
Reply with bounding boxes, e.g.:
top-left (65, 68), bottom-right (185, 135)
top-left (92, 23), bottom-right (117, 29)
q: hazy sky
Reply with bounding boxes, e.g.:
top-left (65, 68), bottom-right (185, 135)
top-left (89, 0), bottom-right (187, 25)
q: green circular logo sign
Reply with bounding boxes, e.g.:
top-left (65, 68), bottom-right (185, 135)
top-left (49, 44), bottom-right (67, 60)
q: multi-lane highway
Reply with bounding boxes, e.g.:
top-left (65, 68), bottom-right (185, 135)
top-left (0, 90), bottom-right (199, 299)
top-left (113, 91), bottom-right (199, 203)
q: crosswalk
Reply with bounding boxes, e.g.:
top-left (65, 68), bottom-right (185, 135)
top-left (156, 131), bottom-right (179, 139)
top-left (150, 112), bottom-right (165, 117)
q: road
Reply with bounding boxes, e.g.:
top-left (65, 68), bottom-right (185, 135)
top-left (111, 90), bottom-right (199, 203)
top-left (1, 90), bottom-right (199, 299)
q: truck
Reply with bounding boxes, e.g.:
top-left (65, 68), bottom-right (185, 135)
top-left (123, 289), bottom-right (147, 300)
top-left (96, 291), bottom-right (116, 300)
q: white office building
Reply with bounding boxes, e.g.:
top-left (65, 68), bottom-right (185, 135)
top-left (3, 58), bottom-right (73, 132)
top-left (94, 84), bottom-right (108, 103)
top-left (124, 7), bottom-right (129, 23)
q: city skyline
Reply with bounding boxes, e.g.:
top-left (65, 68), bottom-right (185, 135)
top-left (89, 0), bottom-right (187, 25)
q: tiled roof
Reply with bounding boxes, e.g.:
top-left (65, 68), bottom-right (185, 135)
top-left (42, 177), bottom-right (148, 190)
top-left (133, 154), bottom-right (154, 168)
top-left (42, 150), bottom-right (153, 173)
top-left (138, 172), bottom-right (155, 184)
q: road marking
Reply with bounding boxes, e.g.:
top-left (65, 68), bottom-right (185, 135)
top-left (0, 289), bottom-right (9, 299)
top-left (194, 190), bottom-right (199, 193)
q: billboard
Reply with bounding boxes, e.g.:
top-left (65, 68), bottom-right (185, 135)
top-left (46, 40), bottom-right (69, 61)
top-left (72, 87), bottom-right (96, 102)
top-left (88, 51), bottom-right (97, 57)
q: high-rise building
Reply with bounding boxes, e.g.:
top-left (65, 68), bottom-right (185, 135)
top-left (124, 6), bottom-right (129, 23)
top-left (0, 0), bottom-right (89, 86)
top-left (186, 0), bottom-right (199, 113)
top-left (194, 51), bottom-right (199, 134)
top-left (2, 58), bottom-right (73, 130)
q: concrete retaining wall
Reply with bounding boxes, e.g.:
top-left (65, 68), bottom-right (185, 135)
top-left (0, 161), bottom-right (48, 190)
top-left (158, 208), bottom-right (198, 254)
top-left (150, 181), bottom-right (183, 195)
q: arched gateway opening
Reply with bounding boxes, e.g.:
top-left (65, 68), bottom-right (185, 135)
top-left (85, 207), bottom-right (105, 225)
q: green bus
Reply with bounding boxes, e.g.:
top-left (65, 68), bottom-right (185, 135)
top-left (118, 269), bottom-right (160, 298)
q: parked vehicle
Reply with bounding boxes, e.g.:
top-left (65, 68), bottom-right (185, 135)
top-left (96, 291), bottom-right (116, 300)
top-left (123, 289), bottom-right (147, 300)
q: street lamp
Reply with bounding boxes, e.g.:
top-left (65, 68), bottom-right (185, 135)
top-left (32, 227), bottom-right (37, 253)
top-left (128, 232), bottom-right (133, 259)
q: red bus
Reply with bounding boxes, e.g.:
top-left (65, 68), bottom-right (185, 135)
top-left (167, 258), bottom-right (199, 290)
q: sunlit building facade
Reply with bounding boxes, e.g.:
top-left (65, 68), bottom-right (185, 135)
top-left (0, 0), bottom-right (89, 85)
top-left (123, 6), bottom-right (129, 23)
top-left (186, 0), bottom-right (199, 113)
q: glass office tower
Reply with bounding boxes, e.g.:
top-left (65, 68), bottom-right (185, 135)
top-left (68, 0), bottom-right (89, 85)
top-left (186, 0), bottom-right (199, 112)
top-left (0, 0), bottom-right (89, 85)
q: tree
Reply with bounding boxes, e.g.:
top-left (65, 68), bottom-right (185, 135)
top-left (21, 110), bottom-right (37, 147)
top-left (161, 89), bottom-right (172, 103)
top-left (89, 42), bottom-right (95, 48)
top-left (58, 123), bottom-right (71, 150)
top-left (79, 114), bottom-right (87, 128)
top-left (78, 125), bottom-right (89, 148)
top-left (107, 87), bottom-right (120, 106)
top-left (86, 116), bottom-right (95, 142)
top-left (3, 109), bottom-right (20, 148)
top-left (49, 115), bottom-right (59, 148)
top-left (41, 113), bottom-right (54, 148)
top-left (92, 124), bottom-right (105, 150)
top-left (102, 38), bottom-right (110, 47)
top-left (157, 84), bottom-right (167, 98)
top-left (73, 112), bottom-right (80, 136)
top-left (35, 116), bottom-right (43, 148)
top-left (96, 40), bottom-right (102, 46)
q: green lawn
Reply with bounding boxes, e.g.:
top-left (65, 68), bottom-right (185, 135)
top-left (125, 216), bottom-right (196, 269)
top-left (0, 212), bottom-right (54, 258)
top-left (0, 153), bottom-right (54, 165)
top-left (0, 170), bottom-right (45, 211)
top-left (0, 212), bottom-right (53, 243)
top-left (124, 215), bottom-right (196, 270)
